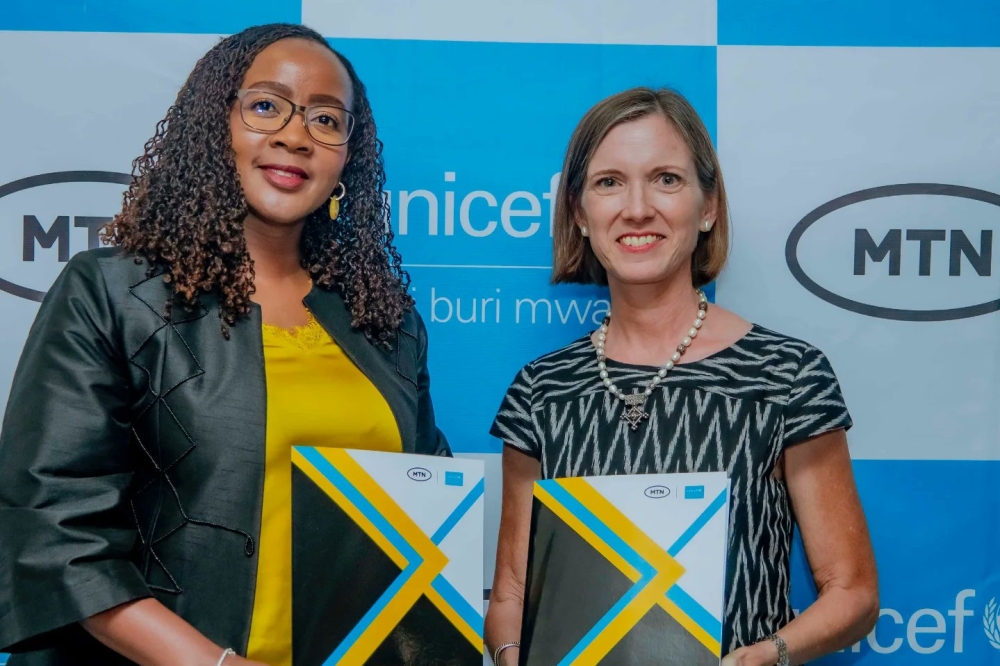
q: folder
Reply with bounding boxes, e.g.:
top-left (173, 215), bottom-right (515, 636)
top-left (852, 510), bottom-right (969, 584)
top-left (520, 472), bottom-right (730, 665)
top-left (291, 447), bottom-right (485, 666)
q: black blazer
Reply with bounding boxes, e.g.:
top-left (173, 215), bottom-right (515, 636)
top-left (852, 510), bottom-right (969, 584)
top-left (0, 248), bottom-right (450, 664)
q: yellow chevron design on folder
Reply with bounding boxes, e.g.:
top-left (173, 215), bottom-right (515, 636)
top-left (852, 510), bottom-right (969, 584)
top-left (534, 477), bottom-right (722, 665)
top-left (292, 447), bottom-right (483, 665)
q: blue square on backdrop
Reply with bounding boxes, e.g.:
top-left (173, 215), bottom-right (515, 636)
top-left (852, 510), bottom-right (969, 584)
top-left (445, 471), bottom-right (464, 487)
top-left (719, 0), bottom-right (1000, 47)
top-left (791, 460), bottom-right (1000, 663)
top-left (684, 485), bottom-right (706, 500)
top-left (336, 38), bottom-right (718, 455)
top-left (338, 39), bottom-right (717, 271)
top-left (0, 0), bottom-right (301, 33)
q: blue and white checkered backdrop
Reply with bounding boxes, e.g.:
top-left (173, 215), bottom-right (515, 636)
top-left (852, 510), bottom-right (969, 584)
top-left (2, 1), bottom-right (999, 663)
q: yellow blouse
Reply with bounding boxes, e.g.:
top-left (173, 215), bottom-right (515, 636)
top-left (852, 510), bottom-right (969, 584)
top-left (245, 313), bottom-right (402, 666)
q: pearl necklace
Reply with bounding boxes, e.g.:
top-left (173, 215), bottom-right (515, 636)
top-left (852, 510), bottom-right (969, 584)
top-left (595, 290), bottom-right (709, 430)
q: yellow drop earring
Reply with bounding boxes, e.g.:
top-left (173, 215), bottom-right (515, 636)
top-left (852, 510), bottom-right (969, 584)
top-left (328, 182), bottom-right (347, 220)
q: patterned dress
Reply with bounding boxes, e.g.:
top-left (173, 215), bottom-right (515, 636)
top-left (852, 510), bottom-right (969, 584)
top-left (490, 325), bottom-right (853, 653)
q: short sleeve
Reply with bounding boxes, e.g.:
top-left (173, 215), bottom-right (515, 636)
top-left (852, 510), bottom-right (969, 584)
top-left (782, 345), bottom-right (853, 450)
top-left (489, 364), bottom-right (540, 458)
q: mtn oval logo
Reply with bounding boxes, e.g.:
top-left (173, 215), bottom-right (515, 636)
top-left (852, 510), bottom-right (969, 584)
top-left (644, 485), bottom-right (670, 499)
top-left (785, 184), bottom-right (1000, 322)
top-left (407, 467), bottom-right (432, 482)
top-left (0, 171), bottom-right (131, 301)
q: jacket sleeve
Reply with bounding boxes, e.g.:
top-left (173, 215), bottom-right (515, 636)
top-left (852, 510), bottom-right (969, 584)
top-left (0, 252), bottom-right (150, 652)
top-left (413, 311), bottom-right (451, 457)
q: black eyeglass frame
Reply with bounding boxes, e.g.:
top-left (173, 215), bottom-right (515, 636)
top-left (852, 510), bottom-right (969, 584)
top-left (234, 88), bottom-right (356, 147)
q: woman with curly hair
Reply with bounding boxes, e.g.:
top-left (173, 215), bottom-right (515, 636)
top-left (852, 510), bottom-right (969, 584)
top-left (0, 23), bottom-right (449, 666)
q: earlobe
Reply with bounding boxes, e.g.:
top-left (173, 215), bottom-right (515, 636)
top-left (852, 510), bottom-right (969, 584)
top-left (703, 192), bottom-right (720, 232)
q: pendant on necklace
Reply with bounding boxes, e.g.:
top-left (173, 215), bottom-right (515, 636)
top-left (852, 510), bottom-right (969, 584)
top-left (621, 391), bottom-right (650, 430)
top-left (596, 289), bottom-right (708, 433)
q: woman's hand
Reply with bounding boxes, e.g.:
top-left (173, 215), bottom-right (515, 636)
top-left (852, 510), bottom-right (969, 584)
top-left (721, 641), bottom-right (778, 666)
top-left (82, 598), bottom-right (260, 666)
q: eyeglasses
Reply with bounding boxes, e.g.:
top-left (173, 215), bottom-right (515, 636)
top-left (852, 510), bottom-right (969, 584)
top-left (235, 88), bottom-right (355, 146)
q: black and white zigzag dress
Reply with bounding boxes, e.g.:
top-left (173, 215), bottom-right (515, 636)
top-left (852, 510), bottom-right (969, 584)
top-left (490, 325), bottom-right (853, 654)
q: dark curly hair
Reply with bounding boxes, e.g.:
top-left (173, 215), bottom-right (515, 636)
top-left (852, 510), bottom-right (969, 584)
top-left (103, 23), bottom-right (412, 344)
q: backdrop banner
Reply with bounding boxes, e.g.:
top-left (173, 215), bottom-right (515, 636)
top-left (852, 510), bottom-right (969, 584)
top-left (1, 2), bottom-right (998, 664)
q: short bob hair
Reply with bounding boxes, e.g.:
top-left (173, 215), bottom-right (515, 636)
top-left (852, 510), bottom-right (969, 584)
top-left (551, 87), bottom-right (729, 288)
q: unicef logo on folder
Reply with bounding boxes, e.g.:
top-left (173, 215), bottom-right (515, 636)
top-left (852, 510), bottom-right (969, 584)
top-left (684, 485), bottom-right (706, 500)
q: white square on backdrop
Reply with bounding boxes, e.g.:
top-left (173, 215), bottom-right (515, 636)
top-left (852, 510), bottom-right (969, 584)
top-left (303, 0), bottom-right (717, 46)
top-left (716, 45), bottom-right (1000, 460)
top-left (0, 31), bottom-right (222, 408)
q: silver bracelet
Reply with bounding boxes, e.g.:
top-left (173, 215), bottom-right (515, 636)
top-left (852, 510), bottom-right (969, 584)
top-left (492, 641), bottom-right (520, 665)
top-left (216, 647), bottom-right (236, 666)
top-left (765, 634), bottom-right (789, 666)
